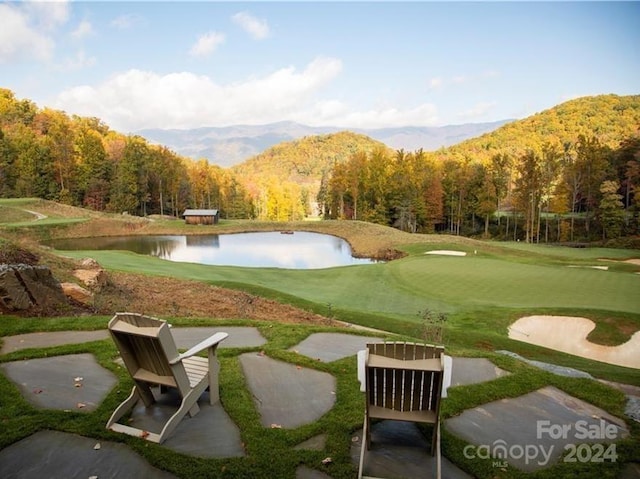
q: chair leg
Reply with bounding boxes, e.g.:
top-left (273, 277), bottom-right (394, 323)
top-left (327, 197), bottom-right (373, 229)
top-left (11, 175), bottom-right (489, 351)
top-left (357, 412), bottom-right (368, 479)
top-left (106, 386), bottom-right (140, 429)
top-left (208, 349), bottom-right (221, 404)
top-left (435, 422), bottom-right (442, 479)
top-left (158, 388), bottom-right (202, 444)
top-left (135, 380), bottom-right (156, 407)
top-left (430, 421), bottom-right (439, 456)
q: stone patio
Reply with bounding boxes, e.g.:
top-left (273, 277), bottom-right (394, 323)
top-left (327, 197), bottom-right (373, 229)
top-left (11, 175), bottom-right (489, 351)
top-left (0, 327), bottom-right (635, 478)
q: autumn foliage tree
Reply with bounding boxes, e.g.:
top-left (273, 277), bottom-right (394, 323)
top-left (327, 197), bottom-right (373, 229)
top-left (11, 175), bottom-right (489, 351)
top-left (0, 89), bottom-right (254, 218)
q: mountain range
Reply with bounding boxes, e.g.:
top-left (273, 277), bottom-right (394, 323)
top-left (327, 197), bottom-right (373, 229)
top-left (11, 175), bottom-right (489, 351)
top-left (137, 120), bottom-right (512, 167)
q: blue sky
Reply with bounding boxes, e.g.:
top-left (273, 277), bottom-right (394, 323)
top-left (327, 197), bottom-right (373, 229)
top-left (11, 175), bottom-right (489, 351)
top-left (1, 1), bottom-right (638, 133)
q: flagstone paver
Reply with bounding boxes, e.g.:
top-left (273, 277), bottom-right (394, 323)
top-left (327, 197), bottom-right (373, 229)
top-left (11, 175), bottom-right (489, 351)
top-left (450, 357), bottom-right (509, 386)
top-left (291, 332), bottom-right (383, 362)
top-left (0, 430), bottom-right (178, 479)
top-left (0, 326), bottom-right (265, 354)
top-left (0, 330), bottom-right (109, 354)
top-left (239, 352), bottom-right (336, 428)
top-left (445, 385), bottom-right (629, 472)
top-left (127, 389), bottom-right (245, 458)
top-left (350, 420), bottom-right (473, 478)
top-left (0, 353), bottom-right (116, 412)
top-left (170, 326), bottom-right (267, 349)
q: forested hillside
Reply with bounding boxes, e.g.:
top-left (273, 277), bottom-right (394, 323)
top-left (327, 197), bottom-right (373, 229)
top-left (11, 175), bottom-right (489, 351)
top-left (0, 89), bottom-right (254, 219)
top-left (232, 131), bottom-right (390, 218)
top-left (320, 95), bottom-right (640, 242)
top-left (1, 88), bottom-right (639, 243)
top-left (440, 94), bottom-right (640, 162)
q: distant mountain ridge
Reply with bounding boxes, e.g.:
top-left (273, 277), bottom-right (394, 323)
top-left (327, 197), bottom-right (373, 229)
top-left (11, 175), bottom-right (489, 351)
top-left (137, 120), bottom-right (512, 167)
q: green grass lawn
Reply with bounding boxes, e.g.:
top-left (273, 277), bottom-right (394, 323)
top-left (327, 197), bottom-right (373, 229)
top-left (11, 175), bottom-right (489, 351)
top-left (56, 243), bottom-right (640, 317)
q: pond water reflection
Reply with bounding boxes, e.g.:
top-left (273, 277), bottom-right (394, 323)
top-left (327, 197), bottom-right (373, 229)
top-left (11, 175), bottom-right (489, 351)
top-left (51, 231), bottom-right (376, 269)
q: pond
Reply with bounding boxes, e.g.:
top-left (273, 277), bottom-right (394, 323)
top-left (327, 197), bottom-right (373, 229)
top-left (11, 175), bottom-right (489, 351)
top-left (50, 231), bottom-right (377, 269)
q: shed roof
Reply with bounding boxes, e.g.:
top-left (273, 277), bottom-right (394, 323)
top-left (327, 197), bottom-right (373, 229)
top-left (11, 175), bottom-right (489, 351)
top-left (182, 209), bottom-right (219, 216)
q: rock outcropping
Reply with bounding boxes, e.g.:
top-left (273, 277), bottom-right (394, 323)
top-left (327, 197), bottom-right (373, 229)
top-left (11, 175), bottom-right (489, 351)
top-left (0, 264), bottom-right (68, 312)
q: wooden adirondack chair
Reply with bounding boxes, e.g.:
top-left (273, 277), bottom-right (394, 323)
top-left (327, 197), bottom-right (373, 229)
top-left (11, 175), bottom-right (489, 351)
top-left (358, 342), bottom-right (445, 479)
top-left (106, 312), bottom-right (228, 444)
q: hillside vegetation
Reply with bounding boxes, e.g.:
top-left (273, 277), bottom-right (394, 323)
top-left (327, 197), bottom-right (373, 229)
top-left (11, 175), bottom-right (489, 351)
top-left (231, 131), bottom-right (390, 218)
top-left (1, 88), bottom-right (639, 242)
top-left (440, 94), bottom-right (640, 162)
top-left (318, 95), bottom-right (640, 242)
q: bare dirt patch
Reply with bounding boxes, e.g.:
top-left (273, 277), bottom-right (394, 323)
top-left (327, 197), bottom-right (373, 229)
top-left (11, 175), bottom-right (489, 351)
top-left (93, 271), bottom-right (342, 327)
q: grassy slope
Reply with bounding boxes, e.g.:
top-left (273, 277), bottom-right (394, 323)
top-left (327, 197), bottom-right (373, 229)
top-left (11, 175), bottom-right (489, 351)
top-left (55, 246), bottom-right (640, 317)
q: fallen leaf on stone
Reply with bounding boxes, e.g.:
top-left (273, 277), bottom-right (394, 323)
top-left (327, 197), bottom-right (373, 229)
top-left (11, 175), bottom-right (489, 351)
top-left (321, 457), bottom-right (332, 465)
top-left (88, 476), bottom-right (98, 479)
top-left (140, 431), bottom-right (150, 438)
top-left (32, 388), bottom-right (43, 394)
top-left (74, 383), bottom-right (83, 388)
top-left (93, 443), bottom-right (101, 450)
top-left (270, 423), bottom-right (282, 429)
top-left (296, 365), bottom-right (302, 370)
top-left (352, 436), bottom-right (359, 442)
top-left (77, 402), bottom-right (86, 408)
top-left (74, 377), bottom-right (83, 382)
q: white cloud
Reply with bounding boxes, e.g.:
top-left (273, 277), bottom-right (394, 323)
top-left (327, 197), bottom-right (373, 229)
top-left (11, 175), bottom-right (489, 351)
top-left (232, 11), bottom-right (270, 40)
top-left (71, 20), bottom-right (93, 39)
top-left (428, 77), bottom-right (443, 89)
top-left (58, 49), bottom-right (97, 71)
top-left (53, 57), bottom-right (343, 130)
top-left (0, 3), bottom-right (55, 63)
top-left (457, 101), bottom-right (497, 120)
top-left (110, 14), bottom-right (141, 30)
top-left (24, 0), bottom-right (70, 30)
top-left (53, 56), bottom-right (441, 131)
top-left (189, 32), bottom-right (226, 57)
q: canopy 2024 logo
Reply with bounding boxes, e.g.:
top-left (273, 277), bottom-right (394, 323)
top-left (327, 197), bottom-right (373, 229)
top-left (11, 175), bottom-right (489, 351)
top-left (463, 419), bottom-right (620, 468)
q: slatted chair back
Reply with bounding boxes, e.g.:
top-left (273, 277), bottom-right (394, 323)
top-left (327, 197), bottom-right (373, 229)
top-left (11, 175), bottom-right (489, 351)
top-left (365, 342), bottom-right (444, 420)
top-left (359, 342), bottom-right (445, 478)
top-left (108, 312), bottom-right (191, 393)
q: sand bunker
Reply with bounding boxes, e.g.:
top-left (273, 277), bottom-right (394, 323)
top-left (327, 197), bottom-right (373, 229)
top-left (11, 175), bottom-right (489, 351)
top-left (508, 315), bottom-right (640, 369)
top-left (425, 250), bottom-right (467, 256)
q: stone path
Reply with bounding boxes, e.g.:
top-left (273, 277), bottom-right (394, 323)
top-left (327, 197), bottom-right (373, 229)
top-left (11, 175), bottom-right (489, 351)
top-left (0, 330), bottom-right (109, 354)
top-left (446, 386), bottom-right (629, 472)
top-left (239, 352), bottom-right (336, 428)
top-left (0, 353), bottom-right (117, 412)
top-left (0, 329), bottom-right (635, 478)
top-left (0, 430), bottom-right (177, 479)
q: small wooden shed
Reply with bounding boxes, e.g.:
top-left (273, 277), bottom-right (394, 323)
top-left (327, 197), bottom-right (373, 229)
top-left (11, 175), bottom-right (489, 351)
top-left (182, 209), bottom-right (219, 225)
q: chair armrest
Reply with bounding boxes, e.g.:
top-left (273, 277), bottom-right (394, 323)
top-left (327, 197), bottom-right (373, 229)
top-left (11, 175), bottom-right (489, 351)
top-left (171, 332), bottom-right (228, 364)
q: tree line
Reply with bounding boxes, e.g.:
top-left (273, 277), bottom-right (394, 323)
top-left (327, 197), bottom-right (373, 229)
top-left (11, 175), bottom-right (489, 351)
top-left (2, 88), bottom-right (639, 242)
top-left (318, 131), bottom-right (640, 242)
top-left (0, 89), bottom-right (254, 219)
